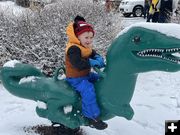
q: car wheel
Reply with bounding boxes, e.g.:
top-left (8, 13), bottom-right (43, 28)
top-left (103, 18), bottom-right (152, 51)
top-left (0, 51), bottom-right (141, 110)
top-left (133, 6), bottom-right (143, 17)
top-left (123, 13), bottom-right (131, 17)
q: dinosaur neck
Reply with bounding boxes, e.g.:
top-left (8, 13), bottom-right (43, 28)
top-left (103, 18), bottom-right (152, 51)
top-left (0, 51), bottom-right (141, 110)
top-left (97, 65), bottom-right (138, 108)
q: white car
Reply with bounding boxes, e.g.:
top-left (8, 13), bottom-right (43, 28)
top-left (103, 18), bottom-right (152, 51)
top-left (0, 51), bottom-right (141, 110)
top-left (119, 0), bottom-right (144, 17)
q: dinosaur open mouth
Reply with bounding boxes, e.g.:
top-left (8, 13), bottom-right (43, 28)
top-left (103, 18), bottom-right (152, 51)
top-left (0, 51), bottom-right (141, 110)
top-left (133, 48), bottom-right (180, 63)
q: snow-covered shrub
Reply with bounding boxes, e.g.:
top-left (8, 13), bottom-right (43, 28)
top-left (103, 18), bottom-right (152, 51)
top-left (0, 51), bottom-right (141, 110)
top-left (172, 0), bottom-right (180, 23)
top-left (0, 0), bottom-right (122, 74)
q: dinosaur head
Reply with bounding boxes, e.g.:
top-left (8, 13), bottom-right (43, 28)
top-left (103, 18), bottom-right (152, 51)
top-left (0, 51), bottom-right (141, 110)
top-left (107, 23), bottom-right (180, 74)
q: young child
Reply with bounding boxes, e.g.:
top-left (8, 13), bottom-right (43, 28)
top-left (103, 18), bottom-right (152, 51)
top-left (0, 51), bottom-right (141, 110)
top-left (65, 16), bottom-right (108, 130)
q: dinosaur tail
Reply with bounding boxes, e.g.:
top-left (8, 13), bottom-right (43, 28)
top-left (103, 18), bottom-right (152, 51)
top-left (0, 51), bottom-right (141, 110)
top-left (1, 60), bottom-right (44, 100)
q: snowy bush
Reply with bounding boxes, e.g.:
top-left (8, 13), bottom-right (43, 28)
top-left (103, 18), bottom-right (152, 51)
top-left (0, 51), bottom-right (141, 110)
top-left (0, 0), bottom-right (122, 75)
top-left (172, 0), bottom-right (180, 23)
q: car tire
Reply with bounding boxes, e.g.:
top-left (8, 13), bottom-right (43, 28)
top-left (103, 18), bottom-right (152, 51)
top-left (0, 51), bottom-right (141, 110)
top-left (133, 6), bottom-right (143, 17)
top-left (123, 13), bottom-right (131, 17)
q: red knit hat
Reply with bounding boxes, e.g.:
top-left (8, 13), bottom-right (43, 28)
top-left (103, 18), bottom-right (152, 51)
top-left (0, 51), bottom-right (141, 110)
top-left (74, 21), bottom-right (95, 37)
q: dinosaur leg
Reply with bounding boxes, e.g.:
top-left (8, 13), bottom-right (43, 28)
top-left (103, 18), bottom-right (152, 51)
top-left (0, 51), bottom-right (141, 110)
top-left (99, 109), bottom-right (115, 121)
top-left (45, 99), bottom-right (82, 129)
top-left (36, 106), bottom-right (48, 118)
top-left (113, 104), bottom-right (134, 120)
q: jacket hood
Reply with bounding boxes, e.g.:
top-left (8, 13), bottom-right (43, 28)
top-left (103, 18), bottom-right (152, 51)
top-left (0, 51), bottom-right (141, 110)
top-left (66, 22), bottom-right (80, 45)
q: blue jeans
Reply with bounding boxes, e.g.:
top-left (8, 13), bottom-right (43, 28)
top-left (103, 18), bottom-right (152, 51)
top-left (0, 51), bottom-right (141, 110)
top-left (66, 72), bottom-right (100, 119)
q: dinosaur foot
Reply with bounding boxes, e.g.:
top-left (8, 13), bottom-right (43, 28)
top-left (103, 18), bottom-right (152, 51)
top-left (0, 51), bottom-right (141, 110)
top-left (112, 104), bottom-right (134, 120)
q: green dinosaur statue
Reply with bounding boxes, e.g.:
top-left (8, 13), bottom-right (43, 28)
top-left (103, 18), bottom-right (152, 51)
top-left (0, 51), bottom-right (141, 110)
top-left (1, 23), bottom-right (180, 129)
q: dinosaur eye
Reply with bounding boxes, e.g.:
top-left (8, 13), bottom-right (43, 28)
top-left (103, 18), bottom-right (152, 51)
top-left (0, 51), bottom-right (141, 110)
top-left (133, 36), bottom-right (141, 44)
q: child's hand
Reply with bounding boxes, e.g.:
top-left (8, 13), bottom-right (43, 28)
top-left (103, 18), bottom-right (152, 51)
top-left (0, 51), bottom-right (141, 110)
top-left (94, 55), bottom-right (105, 67)
top-left (89, 58), bottom-right (102, 68)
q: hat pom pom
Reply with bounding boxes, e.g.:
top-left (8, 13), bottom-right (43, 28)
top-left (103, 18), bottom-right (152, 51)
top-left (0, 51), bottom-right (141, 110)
top-left (74, 15), bottom-right (86, 23)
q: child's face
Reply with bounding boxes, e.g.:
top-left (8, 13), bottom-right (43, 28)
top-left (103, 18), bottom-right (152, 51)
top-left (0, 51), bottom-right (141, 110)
top-left (78, 31), bottom-right (94, 48)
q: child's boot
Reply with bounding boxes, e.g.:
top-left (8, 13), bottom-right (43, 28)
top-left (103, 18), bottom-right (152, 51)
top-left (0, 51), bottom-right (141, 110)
top-left (88, 118), bottom-right (108, 130)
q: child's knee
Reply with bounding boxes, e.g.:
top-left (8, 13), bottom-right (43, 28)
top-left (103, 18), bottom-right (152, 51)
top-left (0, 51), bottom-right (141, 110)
top-left (77, 80), bottom-right (94, 92)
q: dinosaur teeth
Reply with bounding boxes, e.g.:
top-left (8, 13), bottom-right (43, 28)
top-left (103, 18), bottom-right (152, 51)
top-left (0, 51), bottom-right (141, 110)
top-left (162, 57), bottom-right (180, 63)
top-left (138, 53), bottom-right (162, 58)
top-left (140, 49), bottom-right (164, 54)
top-left (138, 49), bottom-right (163, 57)
top-left (137, 48), bottom-right (180, 64)
top-left (140, 48), bottom-right (180, 54)
top-left (165, 48), bottom-right (180, 53)
top-left (136, 48), bottom-right (180, 64)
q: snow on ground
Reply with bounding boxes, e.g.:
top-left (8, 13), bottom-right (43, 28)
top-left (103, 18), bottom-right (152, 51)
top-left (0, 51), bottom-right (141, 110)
top-left (0, 84), bottom-right (51, 135)
top-left (1, 1), bottom-right (180, 135)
